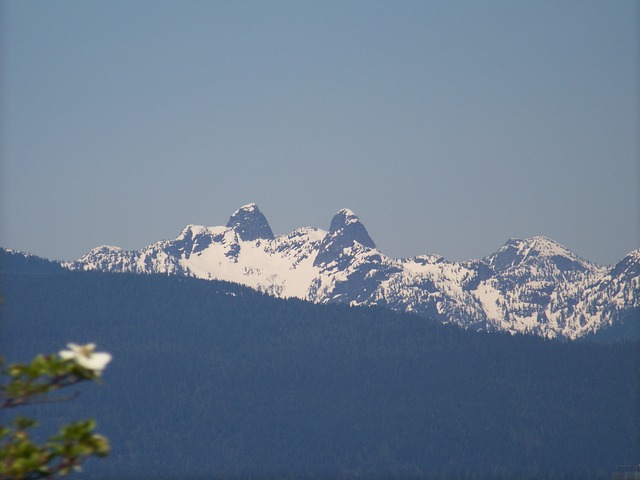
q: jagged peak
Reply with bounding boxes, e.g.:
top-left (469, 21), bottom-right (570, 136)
top-left (313, 209), bottom-right (376, 268)
top-left (327, 209), bottom-right (375, 249)
top-left (409, 254), bottom-right (446, 264)
top-left (488, 236), bottom-right (592, 273)
top-left (238, 202), bottom-right (259, 212)
top-left (86, 245), bottom-right (124, 255)
top-left (610, 248), bottom-right (640, 278)
top-left (626, 249), bottom-right (640, 260)
top-left (226, 203), bottom-right (274, 242)
top-left (177, 224), bottom-right (228, 239)
top-left (329, 208), bottom-right (360, 232)
top-left (178, 224), bottom-right (207, 237)
top-left (76, 245), bottom-right (126, 262)
top-left (504, 236), bottom-right (574, 258)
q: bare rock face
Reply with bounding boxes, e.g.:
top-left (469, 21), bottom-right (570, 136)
top-left (225, 203), bottom-right (274, 242)
top-left (314, 208), bottom-right (376, 269)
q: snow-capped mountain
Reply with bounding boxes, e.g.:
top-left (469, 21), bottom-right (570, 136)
top-left (65, 203), bottom-right (639, 339)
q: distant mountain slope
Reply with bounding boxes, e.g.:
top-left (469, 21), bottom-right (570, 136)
top-left (0, 248), bottom-right (66, 274)
top-left (1, 268), bottom-right (637, 478)
top-left (60, 204), bottom-right (639, 340)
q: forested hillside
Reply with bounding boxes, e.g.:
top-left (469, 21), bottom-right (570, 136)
top-left (1, 268), bottom-right (638, 479)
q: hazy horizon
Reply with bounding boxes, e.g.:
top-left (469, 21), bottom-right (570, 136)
top-left (2, 1), bottom-right (638, 265)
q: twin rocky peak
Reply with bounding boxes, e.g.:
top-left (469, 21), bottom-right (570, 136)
top-left (71, 203), bottom-right (639, 341)
top-left (225, 203), bottom-right (376, 262)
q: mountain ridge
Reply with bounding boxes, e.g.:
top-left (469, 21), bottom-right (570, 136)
top-left (6, 204), bottom-right (638, 340)
top-left (3, 267), bottom-right (636, 477)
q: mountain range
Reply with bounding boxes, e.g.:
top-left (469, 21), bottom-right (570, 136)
top-left (57, 203), bottom-right (639, 340)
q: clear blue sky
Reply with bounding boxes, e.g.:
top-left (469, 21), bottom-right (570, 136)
top-left (1, 1), bottom-right (638, 265)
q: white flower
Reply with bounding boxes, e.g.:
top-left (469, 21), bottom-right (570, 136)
top-left (59, 343), bottom-right (112, 373)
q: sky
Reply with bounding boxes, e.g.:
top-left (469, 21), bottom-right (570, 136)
top-left (1, 0), bottom-right (638, 265)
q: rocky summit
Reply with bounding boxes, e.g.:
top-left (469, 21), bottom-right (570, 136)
top-left (63, 204), bottom-right (639, 340)
top-left (225, 203), bottom-right (274, 241)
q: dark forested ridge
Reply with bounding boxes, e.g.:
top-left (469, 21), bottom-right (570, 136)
top-left (0, 248), bottom-right (66, 274)
top-left (1, 262), bottom-right (638, 478)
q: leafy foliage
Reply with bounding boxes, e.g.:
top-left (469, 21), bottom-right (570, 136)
top-left (1, 355), bottom-right (96, 409)
top-left (0, 350), bottom-right (110, 479)
top-left (0, 417), bottom-right (108, 479)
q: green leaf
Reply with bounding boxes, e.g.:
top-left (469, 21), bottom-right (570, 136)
top-left (14, 417), bottom-right (37, 430)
